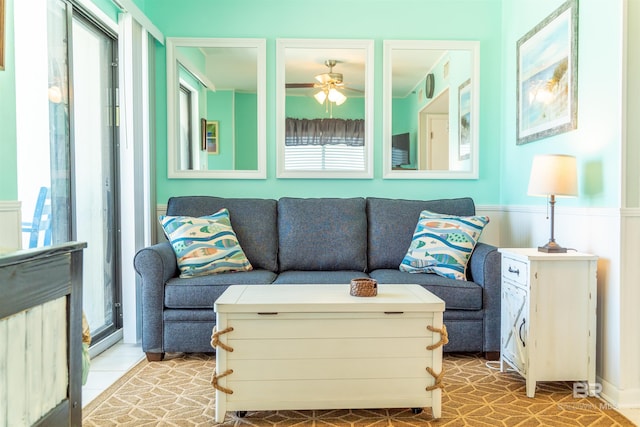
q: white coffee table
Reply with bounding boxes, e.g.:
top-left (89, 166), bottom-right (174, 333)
top-left (212, 284), bottom-right (446, 422)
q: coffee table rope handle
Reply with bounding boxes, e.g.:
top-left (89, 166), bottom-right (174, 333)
top-left (211, 369), bottom-right (234, 394)
top-left (425, 366), bottom-right (445, 391)
top-left (426, 324), bottom-right (448, 350)
top-left (211, 326), bottom-right (234, 352)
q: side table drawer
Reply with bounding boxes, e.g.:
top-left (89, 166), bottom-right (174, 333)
top-left (501, 257), bottom-right (528, 286)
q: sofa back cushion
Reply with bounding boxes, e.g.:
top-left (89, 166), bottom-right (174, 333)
top-left (278, 197), bottom-right (367, 272)
top-left (366, 197), bottom-right (476, 271)
top-left (166, 196), bottom-right (278, 272)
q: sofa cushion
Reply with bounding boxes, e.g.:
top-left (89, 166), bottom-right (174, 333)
top-left (400, 210), bottom-right (489, 280)
top-left (369, 269), bottom-right (482, 310)
top-left (366, 197), bottom-right (476, 271)
top-left (273, 270), bottom-right (370, 284)
top-left (278, 197), bottom-right (367, 271)
top-left (160, 209), bottom-right (253, 277)
top-left (164, 269), bottom-right (277, 309)
top-left (166, 196), bottom-right (278, 272)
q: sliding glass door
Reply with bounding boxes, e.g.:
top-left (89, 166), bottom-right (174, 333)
top-left (26, 0), bottom-right (122, 345)
top-left (70, 12), bottom-right (120, 343)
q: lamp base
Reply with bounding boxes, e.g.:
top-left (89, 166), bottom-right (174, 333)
top-left (538, 240), bottom-right (568, 253)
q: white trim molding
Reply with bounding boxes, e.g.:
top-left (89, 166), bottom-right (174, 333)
top-left (0, 201), bottom-right (23, 250)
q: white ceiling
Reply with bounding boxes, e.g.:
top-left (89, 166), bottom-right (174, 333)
top-left (199, 46), bottom-right (258, 92)
top-left (188, 45), bottom-right (446, 98)
top-left (391, 48), bottom-right (446, 97)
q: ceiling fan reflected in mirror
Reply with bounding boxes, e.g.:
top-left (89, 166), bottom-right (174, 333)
top-left (286, 59), bottom-right (362, 115)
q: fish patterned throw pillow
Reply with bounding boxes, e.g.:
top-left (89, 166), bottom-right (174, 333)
top-left (160, 208), bottom-right (252, 277)
top-left (400, 210), bottom-right (489, 280)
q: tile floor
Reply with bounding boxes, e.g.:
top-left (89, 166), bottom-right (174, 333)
top-left (82, 342), bottom-right (640, 426)
top-left (82, 341), bottom-right (145, 407)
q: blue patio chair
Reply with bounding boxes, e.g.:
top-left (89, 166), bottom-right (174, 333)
top-left (21, 186), bottom-right (52, 248)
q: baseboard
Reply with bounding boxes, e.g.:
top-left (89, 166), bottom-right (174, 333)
top-left (599, 375), bottom-right (640, 409)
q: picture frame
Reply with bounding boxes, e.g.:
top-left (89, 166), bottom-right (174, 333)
top-left (458, 78), bottom-right (471, 160)
top-left (205, 120), bottom-right (219, 155)
top-left (200, 118), bottom-right (207, 151)
top-left (516, 0), bottom-right (578, 145)
top-left (0, 0), bottom-right (5, 71)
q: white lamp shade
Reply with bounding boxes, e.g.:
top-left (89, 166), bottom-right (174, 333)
top-left (328, 88), bottom-right (346, 105)
top-left (314, 90), bottom-right (327, 104)
top-left (527, 154), bottom-right (578, 197)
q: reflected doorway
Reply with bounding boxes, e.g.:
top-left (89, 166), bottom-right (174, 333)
top-left (418, 89), bottom-right (449, 171)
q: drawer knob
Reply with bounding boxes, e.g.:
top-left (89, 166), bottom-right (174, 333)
top-left (508, 266), bottom-right (520, 275)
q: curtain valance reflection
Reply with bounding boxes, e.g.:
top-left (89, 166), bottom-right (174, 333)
top-left (285, 118), bottom-right (365, 147)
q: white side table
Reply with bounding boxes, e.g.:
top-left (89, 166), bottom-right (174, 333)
top-left (498, 248), bottom-right (598, 397)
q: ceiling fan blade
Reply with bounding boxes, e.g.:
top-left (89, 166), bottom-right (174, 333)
top-left (285, 83), bottom-right (316, 88)
top-left (342, 86), bottom-right (365, 94)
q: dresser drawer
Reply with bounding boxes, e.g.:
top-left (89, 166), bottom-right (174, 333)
top-left (502, 256), bottom-right (528, 286)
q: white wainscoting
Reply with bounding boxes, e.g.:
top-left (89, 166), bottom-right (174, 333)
top-left (617, 209), bottom-right (640, 407)
top-left (0, 201), bottom-right (22, 250)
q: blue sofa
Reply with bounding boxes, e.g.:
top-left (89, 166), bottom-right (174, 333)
top-left (133, 196), bottom-right (501, 361)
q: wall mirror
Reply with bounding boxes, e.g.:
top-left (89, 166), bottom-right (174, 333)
top-left (166, 38), bottom-right (266, 179)
top-left (276, 39), bottom-right (374, 179)
top-left (383, 40), bottom-right (480, 179)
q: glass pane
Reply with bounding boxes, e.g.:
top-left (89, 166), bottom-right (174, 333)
top-left (43, 0), bottom-right (71, 247)
top-left (72, 16), bottom-right (117, 338)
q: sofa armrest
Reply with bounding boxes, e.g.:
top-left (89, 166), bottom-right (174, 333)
top-left (133, 242), bottom-right (178, 355)
top-left (468, 242), bottom-right (502, 353)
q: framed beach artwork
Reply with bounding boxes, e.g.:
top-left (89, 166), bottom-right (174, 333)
top-left (206, 121), bottom-right (219, 155)
top-left (516, 0), bottom-right (578, 145)
top-left (458, 78), bottom-right (471, 160)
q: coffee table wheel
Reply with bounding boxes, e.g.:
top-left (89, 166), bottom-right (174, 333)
top-left (411, 408), bottom-right (423, 415)
top-left (236, 411), bottom-right (247, 418)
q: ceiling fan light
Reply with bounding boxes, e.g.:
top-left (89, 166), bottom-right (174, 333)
top-left (314, 90), bottom-right (327, 104)
top-left (329, 88), bottom-right (347, 105)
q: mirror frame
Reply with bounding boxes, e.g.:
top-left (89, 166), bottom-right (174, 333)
top-left (276, 38), bottom-right (374, 179)
top-left (166, 37), bottom-right (267, 179)
top-left (382, 40), bottom-right (480, 179)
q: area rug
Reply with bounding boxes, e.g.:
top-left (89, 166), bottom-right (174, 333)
top-left (83, 352), bottom-right (633, 426)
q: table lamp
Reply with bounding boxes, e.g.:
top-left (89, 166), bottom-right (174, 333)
top-left (527, 154), bottom-right (578, 253)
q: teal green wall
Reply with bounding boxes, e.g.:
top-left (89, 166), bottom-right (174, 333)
top-left (286, 96), bottom-right (364, 120)
top-left (2, 0), bottom-right (624, 210)
top-left (207, 90), bottom-right (234, 169)
top-left (500, 0), bottom-right (623, 208)
top-left (235, 92), bottom-right (258, 170)
top-left (0, 0), bottom-right (17, 200)
top-left (145, 0), bottom-right (504, 204)
top-left (91, 0), bottom-right (119, 21)
top-left (391, 97), bottom-right (416, 167)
